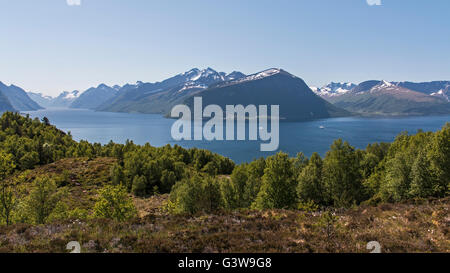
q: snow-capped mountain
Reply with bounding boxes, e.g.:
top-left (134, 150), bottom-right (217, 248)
top-left (182, 68), bottom-right (350, 121)
top-left (430, 86), bottom-right (450, 102)
top-left (97, 68), bottom-right (246, 114)
top-left (27, 92), bottom-right (54, 108)
top-left (327, 80), bottom-right (450, 116)
top-left (175, 68), bottom-right (246, 93)
top-left (311, 82), bottom-right (357, 98)
top-left (50, 90), bottom-right (80, 108)
top-left (225, 71), bottom-right (246, 81)
top-left (211, 68), bottom-right (295, 89)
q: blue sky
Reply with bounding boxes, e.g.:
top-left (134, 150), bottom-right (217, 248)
top-left (1, 0), bottom-right (449, 96)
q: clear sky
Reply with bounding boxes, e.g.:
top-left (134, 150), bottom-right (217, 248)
top-left (1, 0), bottom-right (449, 96)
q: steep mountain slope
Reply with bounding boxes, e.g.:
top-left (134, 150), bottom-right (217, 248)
top-left (0, 81), bottom-right (43, 110)
top-left (0, 89), bottom-right (15, 112)
top-left (70, 84), bottom-right (119, 109)
top-left (97, 68), bottom-right (246, 114)
top-left (328, 80), bottom-right (450, 116)
top-left (27, 92), bottom-right (54, 108)
top-left (310, 82), bottom-right (357, 98)
top-left (182, 69), bottom-right (350, 121)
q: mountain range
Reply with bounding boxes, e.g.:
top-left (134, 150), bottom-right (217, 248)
top-left (310, 82), bottom-right (357, 98)
top-left (324, 80), bottom-right (450, 116)
top-left (2, 68), bottom-right (450, 119)
top-left (96, 68), bottom-right (247, 114)
top-left (183, 69), bottom-right (349, 120)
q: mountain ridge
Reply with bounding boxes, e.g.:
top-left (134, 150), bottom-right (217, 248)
top-left (327, 80), bottom-right (450, 116)
top-left (0, 81), bottom-right (42, 111)
top-left (182, 69), bottom-right (351, 121)
top-left (10, 69), bottom-right (450, 118)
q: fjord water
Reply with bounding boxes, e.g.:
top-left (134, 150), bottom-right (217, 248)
top-left (25, 108), bottom-right (449, 163)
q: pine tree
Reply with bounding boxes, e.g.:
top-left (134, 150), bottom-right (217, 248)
top-left (131, 175), bottom-right (147, 197)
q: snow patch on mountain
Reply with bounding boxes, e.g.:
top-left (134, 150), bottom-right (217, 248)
top-left (312, 82), bottom-right (357, 98)
top-left (63, 91), bottom-right (80, 99)
top-left (176, 68), bottom-right (246, 93)
top-left (430, 86), bottom-right (450, 102)
top-left (224, 68), bottom-right (283, 85)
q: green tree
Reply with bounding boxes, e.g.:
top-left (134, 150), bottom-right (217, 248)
top-left (110, 163), bottom-right (125, 186)
top-left (229, 165), bottom-right (248, 208)
top-left (25, 176), bottom-right (61, 224)
top-left (382, 155), bottom-right (411, 202)
top-left (131, 175), bottom-right (147, 197)
top-left (0, 151), bottom-right (15, 180)
top-left (292, 152), bottom-right (309, 178)
top-left (160, 170), bottom-right (177, 193)
top-left (0, 185), bottom-right (15, 225)
top-left (297, 153), bottom-right (325, 205)
top-left (253, 152), bottom-right (297, 209)
top-left (0, 151), bottom-right (16, 225)
top-left (93, 185), bottom-right (137, 221)
top-left (169, 175), bottom-right (222, 214)
top-left (426, 123), bottom-right (450, 196)
top-left (409, 151), bottom-right (434, 198)
top-left (19, 151), bottom-right (40, 170)
top-left (322, 139), bottom-right (364, 207)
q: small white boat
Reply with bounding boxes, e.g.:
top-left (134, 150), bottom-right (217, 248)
top-left (319, 126), bottom-right (325, 129)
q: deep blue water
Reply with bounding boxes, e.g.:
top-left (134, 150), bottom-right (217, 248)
top-left (24, 108), bottom-right (449, 164)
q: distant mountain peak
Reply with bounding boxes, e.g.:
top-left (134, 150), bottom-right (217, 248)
top-left (61, 90), bottom-right (80, 99)
top-left (225, 71), bottom-right (246, 81)
top-left (234, 68), bottom-right (282, 82)
top-left (97, 83), bottom-right (110, 89)
top-left (311, 82), bottom-right (357, 98)
top-left (379, 80), bottom-right (394, 88)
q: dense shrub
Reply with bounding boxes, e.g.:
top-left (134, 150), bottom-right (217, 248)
top-left (93, 185), bottom-right (137, 222)
top-left (169, 175), bottom-right (222, 214)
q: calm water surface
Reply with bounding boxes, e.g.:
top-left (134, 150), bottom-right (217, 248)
top-left (25, 108), bottom-right (450, 163)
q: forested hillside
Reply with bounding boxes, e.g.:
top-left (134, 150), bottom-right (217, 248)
top-left (0, 112), bottom-right (448, 252)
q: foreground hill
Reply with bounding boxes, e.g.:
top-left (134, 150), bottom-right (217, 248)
top-left (327, 80), bottom-right (450, 116)
top-left (1, 155), bottom-right (448, 253)
top-left (0, 81), bottom-right (42, 111)
top-left (0, 190), bottom-right (448, 253)
top-left (183, 69), bottom-right (350, 121)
